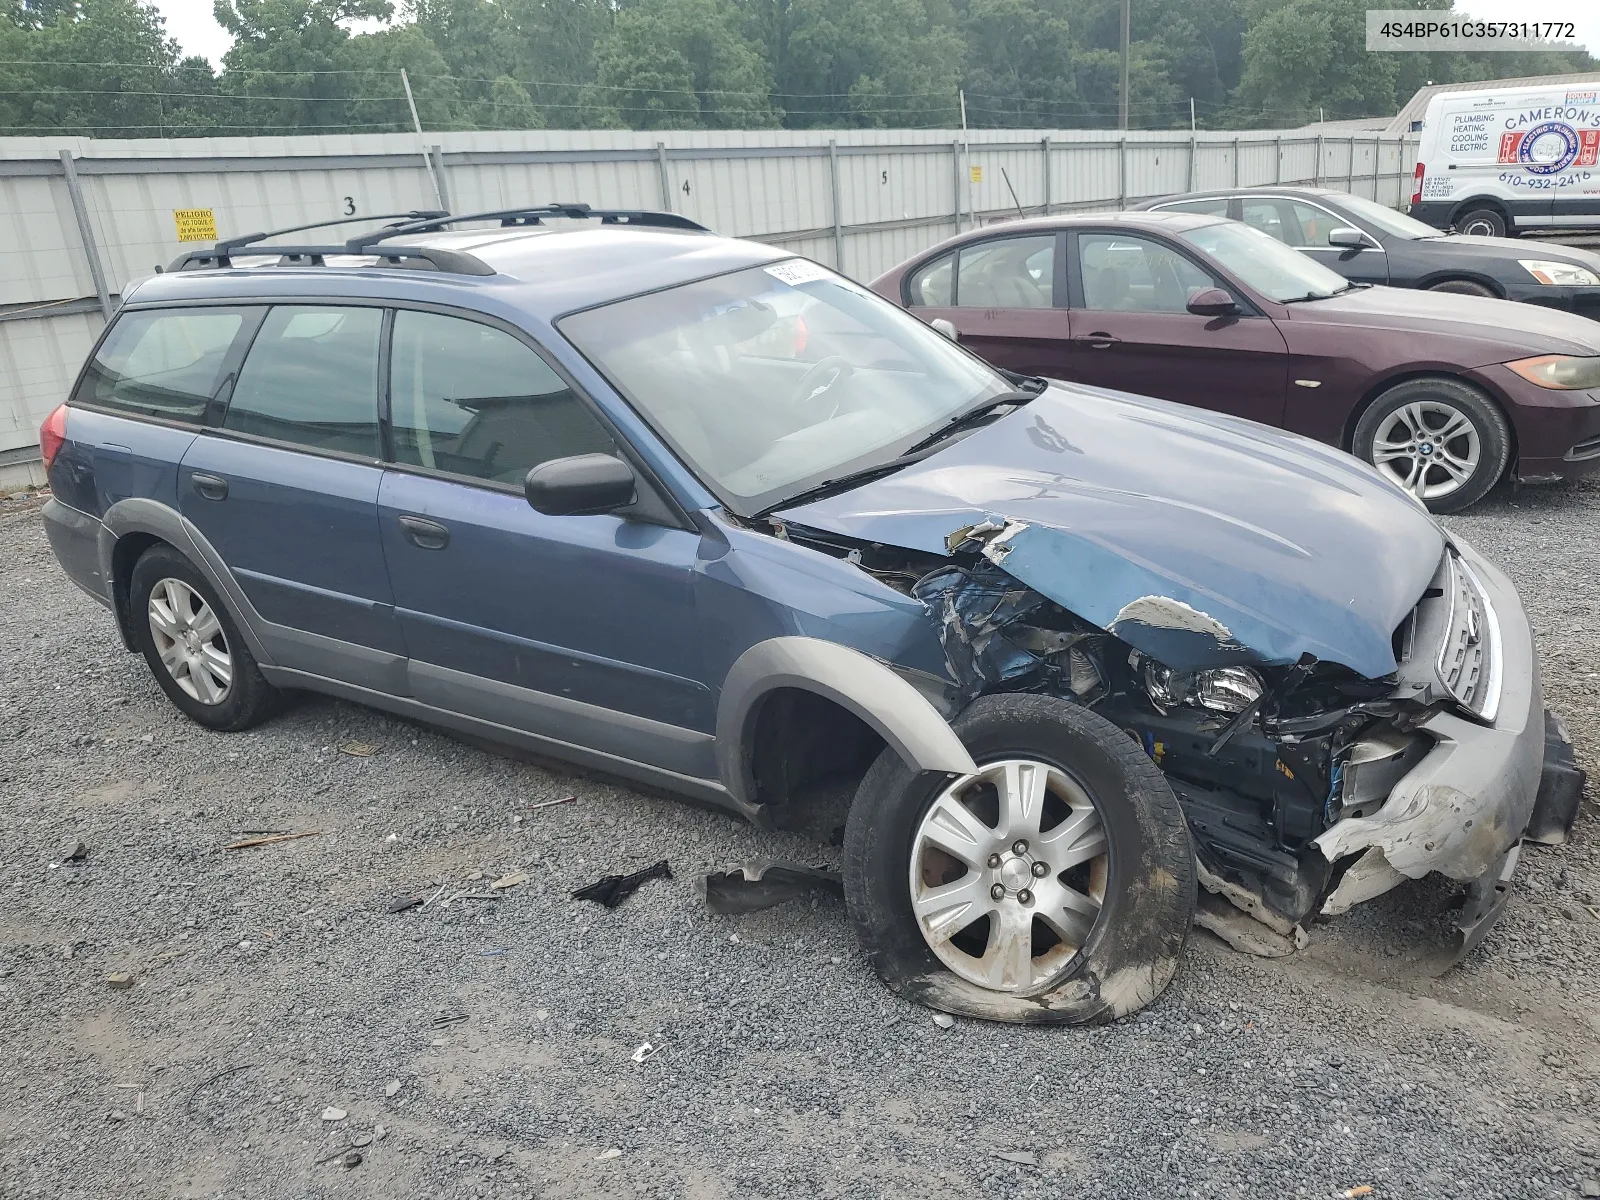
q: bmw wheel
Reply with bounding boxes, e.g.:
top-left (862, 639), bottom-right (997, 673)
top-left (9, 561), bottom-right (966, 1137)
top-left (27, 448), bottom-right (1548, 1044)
top-left (1353, 377), bottom-right (1510, 513)
top-left (843, 693), bottom-right (1195, 1024)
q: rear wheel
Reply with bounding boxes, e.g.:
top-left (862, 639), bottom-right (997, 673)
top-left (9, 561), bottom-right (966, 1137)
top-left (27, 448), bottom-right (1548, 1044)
top-left (1427, 278), bottom-right (1497, 297)
top-left (1454, 205), bottom-right (1507, 238)
top-left (129, 544), bottom-right (282, 731)
top-left (1352, 377), bottom-right (1510, 513)
top-left (843, 693), bottom-right (1194, 1024)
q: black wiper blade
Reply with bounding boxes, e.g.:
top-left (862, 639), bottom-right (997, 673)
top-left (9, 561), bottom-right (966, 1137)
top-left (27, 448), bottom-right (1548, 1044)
top-left (756, 452), bottom-right (931, 518)
top-left (902, 389), bottom-right (1037, 456)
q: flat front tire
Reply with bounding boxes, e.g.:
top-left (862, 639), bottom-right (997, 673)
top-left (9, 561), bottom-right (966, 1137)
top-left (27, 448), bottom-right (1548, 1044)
top-left (1352, 377), bottom-right (1510, 513)
top-left (843, 693), bottom-right (1195, 1024)
top-left (129, 543), bottom-right (282, 732)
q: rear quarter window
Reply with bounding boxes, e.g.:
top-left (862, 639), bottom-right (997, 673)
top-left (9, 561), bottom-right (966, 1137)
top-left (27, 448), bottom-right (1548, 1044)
top-left (73, 308), bottom-right (248, 422)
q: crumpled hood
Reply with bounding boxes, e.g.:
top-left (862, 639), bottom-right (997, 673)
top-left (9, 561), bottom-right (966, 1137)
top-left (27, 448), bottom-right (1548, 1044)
top-left (776, 385), bottom-right (1445, 679)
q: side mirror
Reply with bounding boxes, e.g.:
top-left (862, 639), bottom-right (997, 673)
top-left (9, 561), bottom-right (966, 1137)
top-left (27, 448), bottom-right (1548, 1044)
top-left (524, 453), bottom-right (636, 516)
top-left (929, 317), bottom-right (959, 341)
top-left (1327, 227), bottom-right (1368, 248)
top-left (1186, 287), bottom-right (1238, 317)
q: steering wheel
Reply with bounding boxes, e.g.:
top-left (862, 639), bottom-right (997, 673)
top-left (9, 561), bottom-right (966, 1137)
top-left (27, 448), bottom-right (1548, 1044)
top-left (792, 355), bottom-right (857, 417)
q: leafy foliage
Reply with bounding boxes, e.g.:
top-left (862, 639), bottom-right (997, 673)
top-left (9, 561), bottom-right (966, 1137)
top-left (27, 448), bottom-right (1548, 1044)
top-left (1, 0), bottom-right (1594, 135)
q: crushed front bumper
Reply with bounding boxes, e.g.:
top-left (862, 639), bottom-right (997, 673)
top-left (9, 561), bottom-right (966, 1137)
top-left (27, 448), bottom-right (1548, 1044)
top-left (1313, 536), bottom-right (1584, 955)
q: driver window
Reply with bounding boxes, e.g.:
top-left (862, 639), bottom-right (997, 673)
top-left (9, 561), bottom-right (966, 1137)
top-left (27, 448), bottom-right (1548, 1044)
top-left (388, 311), bottom-right (614, 485)
top-left (1077, 234), bottom-right (1216, 313)
top-left (955, 235), bottom-right (1055, 308)
top-left (1287, 201), bottom-right (1343, 247)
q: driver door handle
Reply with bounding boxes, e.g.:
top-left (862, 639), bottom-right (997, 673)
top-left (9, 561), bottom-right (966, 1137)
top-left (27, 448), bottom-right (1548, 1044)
top-left (1071, 333), bottom-right (1121, 349)
top-left (398, 514), bottom-right (450, 551)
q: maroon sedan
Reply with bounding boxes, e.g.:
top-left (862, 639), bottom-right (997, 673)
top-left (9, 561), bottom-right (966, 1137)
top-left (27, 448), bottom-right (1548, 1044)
top-left (871, 211), bottom-right (1600, 511)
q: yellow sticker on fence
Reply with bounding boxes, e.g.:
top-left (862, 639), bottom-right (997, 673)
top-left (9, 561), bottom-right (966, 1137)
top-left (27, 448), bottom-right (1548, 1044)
top-left (969, 165), bottom-right (984, 183)
top-left (173, 208), bottom-right (217, 242)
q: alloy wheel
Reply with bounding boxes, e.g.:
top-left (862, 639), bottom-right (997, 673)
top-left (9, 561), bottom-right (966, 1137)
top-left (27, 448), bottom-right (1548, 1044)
top-left (908, 758), bottom-right (1109, 993)
top-left (1371, 400), bottom-right (1481, 502)
top-left (147, 578), bottom-right (233, 704)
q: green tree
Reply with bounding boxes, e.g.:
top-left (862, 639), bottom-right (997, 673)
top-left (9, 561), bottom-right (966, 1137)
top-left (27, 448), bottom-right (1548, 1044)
top-left (958, 0), bottom-right (1079, 128)
top-left (592, 0), bottom-right (778, 129)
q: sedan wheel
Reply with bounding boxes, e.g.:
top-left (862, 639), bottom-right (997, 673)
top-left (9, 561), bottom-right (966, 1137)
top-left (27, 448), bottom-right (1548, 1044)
top-left (148, 577), bottom-right (233, 704)
top-left (910, 758), bottom-right (1109, 992)
top-left (1370, 400), bottom-right (1481, 504)
top-left (1352, 377), bottom-right (1510, 513)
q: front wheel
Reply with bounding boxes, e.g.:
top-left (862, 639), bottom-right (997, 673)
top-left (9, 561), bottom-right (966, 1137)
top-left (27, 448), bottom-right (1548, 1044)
top-left (1454, 205), bottom-right (1508, 238)
top-left (843, 693), bottom-right (1195, 1024)
top-left (1352, 377), bottom-right (1510, 512)
top-left (1427, 278), bottom-right (1497, 297)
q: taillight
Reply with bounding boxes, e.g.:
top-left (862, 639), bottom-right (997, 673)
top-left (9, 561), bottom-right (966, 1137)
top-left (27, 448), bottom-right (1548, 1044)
top-left (39, 404), bottom-right (67, 470)
top-left (1410, 162), bottom-right (1425, 206)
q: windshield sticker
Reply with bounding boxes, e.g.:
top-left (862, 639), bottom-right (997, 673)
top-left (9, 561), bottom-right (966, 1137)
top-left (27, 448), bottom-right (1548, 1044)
top-left (765, 259), bottom-right (835, 287)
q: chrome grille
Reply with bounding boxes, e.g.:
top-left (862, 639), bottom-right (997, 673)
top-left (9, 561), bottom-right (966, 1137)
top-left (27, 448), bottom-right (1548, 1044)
top-left (1434, 553), bottom-right (1500, 721)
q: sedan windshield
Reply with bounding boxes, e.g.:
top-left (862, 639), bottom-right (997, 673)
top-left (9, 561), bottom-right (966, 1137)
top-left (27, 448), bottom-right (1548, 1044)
top-left (1335, 192), bottom-right (1443, 240)
top-left (559, 261), bottom-right (1010, 514)
top-left (1181, 221), bottom-right (1352, 302)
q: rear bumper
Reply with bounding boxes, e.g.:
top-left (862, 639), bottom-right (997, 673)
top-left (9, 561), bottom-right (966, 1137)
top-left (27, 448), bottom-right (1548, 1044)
top-left (42, 497), bottom-right (111, 609)
top-left (1313, 536), bottom-right (1582, 948)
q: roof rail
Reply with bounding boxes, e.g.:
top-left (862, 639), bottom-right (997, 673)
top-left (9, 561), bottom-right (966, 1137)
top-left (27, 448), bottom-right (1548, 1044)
top-left (168, 242), bottom-right (494, 276)
top-left (346, 203), bottom-right (707, 251)
top-left (214, 210), bottom-right (448, 256)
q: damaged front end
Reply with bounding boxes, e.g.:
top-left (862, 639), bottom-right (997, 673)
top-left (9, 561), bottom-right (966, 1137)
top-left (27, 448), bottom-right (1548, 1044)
top-left (784, 511), bottom-right (1586, 967)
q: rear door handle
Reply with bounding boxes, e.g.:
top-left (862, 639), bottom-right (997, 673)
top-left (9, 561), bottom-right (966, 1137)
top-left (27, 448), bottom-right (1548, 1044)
top-left (191, 472), bottom-right (229, 501)
top-left (1071, 333), bottom-right (1121, 349)
top-left (398, 514), bottom-right (450, 551)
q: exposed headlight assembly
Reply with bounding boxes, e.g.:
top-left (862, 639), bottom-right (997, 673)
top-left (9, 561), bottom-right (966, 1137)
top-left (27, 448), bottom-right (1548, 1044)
top-left (1141, 659), bottom-right (1265, 715)
top-left (1504, 354), bottom-right (1600, 390)
top-left (1517, 259), bottom-right (1600, 287)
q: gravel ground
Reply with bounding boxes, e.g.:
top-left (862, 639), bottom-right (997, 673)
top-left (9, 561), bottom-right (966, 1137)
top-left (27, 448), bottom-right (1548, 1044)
top-left (1, 477), bottom-right (1597, 1200)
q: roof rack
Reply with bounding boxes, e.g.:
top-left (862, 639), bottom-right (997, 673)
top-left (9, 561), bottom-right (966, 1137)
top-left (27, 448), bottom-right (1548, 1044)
top-left (345, 203), bottom-right (707, 251)
top-left (169, 243), bottom-right (495, 276)
top-left (214, 210), bottom-right (448, 255)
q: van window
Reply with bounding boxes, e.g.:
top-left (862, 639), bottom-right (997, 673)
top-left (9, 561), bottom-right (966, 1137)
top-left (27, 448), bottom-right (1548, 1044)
top-left (223, 306), bottom-right (382, 456)
top-left (388, 311), bottom-right (614, 485)
top-left (74, 308), bottom-right (246, 422)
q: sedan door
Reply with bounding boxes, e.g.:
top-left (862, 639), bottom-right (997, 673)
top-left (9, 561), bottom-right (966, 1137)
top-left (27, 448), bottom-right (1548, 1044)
top-left (902, 232), bottom-right (1071, 376)
top-left (1239, 197), bottom-right (1390, 286)
top-left (376, 308), bottom-right (714, 777)
top-left (1061, 230), bottom-right (1289, 427)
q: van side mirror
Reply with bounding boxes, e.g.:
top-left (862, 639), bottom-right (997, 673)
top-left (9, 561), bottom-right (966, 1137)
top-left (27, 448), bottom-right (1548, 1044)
top-left (1186, 287), bottom-right (1238, 317)
top-left (524, 453), bottom-right (636, 516)
top-left (929, 317), bottom-right (959, 341)
top-left (1327, 227), bottom-right (1368, 248)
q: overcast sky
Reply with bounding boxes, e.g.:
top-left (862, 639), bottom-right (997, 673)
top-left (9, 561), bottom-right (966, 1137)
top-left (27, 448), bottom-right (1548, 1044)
top-left (153, 0), bottom-right (1600, 76)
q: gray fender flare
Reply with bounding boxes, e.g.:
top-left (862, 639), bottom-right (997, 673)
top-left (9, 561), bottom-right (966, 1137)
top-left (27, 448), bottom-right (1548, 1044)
top-left (100, 497), bottom-right (276, 666)
top-left (715, 636), bottom-right (978, 809)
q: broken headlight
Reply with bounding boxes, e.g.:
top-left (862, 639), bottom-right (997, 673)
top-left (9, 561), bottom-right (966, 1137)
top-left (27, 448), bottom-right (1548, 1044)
top-left (1141, 659), bottom-right (1264, 715)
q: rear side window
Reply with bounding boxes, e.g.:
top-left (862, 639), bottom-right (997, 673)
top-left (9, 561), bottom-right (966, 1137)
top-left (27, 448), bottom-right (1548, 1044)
top-left (955, 235), bottom-right (1056, 308)
top-left (224, 306), bottom-right (382, 457)
top-left (1155, 198), bottom-right (1230, 217)
top-left (906, 253), bottom-right (953, 306)
top-left (74, 308), bottom-right (245, 422)
top-left (388, 310), bottom-right (614, 485)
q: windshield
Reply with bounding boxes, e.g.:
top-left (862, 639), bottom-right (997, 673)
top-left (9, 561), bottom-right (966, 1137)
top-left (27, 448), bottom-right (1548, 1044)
top-left (559, 260), bottom-right (1010, 514)
top-left (1335, 192), bottom-right (1442, 240)
top-left (1181, 221), bottom-right (1352, 302)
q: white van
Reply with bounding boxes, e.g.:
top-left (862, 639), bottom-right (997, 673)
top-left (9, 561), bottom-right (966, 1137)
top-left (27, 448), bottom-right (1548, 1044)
top-left (1407, 82), bottom-right (1600, 237)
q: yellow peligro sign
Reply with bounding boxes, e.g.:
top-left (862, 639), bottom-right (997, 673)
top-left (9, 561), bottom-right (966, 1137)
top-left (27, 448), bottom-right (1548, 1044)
top-left (174, 208), bottom-right (217, 242)
top-left (969, 165), bottom-right (984, 183)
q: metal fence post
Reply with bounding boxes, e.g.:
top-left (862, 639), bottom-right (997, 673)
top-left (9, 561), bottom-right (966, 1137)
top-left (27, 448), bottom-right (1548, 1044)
top-left (828, 138), bottom-right (844, 273)
top-left (1042, 136), bottom-right (1051, 215)
top-left (1117, 137), bottom-right (1126, 209)
top-left (1232, 137), bottom-right (1240, 186)
top-left (1274, 135), bottom-right (1282, 184)
top-left (656, 142), bottom-right (672, 213)
top-left (429, 145), bottom-right (453, 213)
top-left (1187, 135), bottom-right (1197, 191)
top-left (953, 140), bottom-right (963, 233)
top-left (1348, 136), bottom-right (1356, 190)
top-left (1372, 137), bottom-right (1382, 199)
top-left (58, 150), bottom-right (111, 320)
top-left (1314, 134), bottom-right (1323, 186)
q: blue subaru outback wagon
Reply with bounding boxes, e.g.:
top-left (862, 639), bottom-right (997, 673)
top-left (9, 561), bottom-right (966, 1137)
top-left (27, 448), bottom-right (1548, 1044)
top-left (40, 205), bottom-right (1582, 1023)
